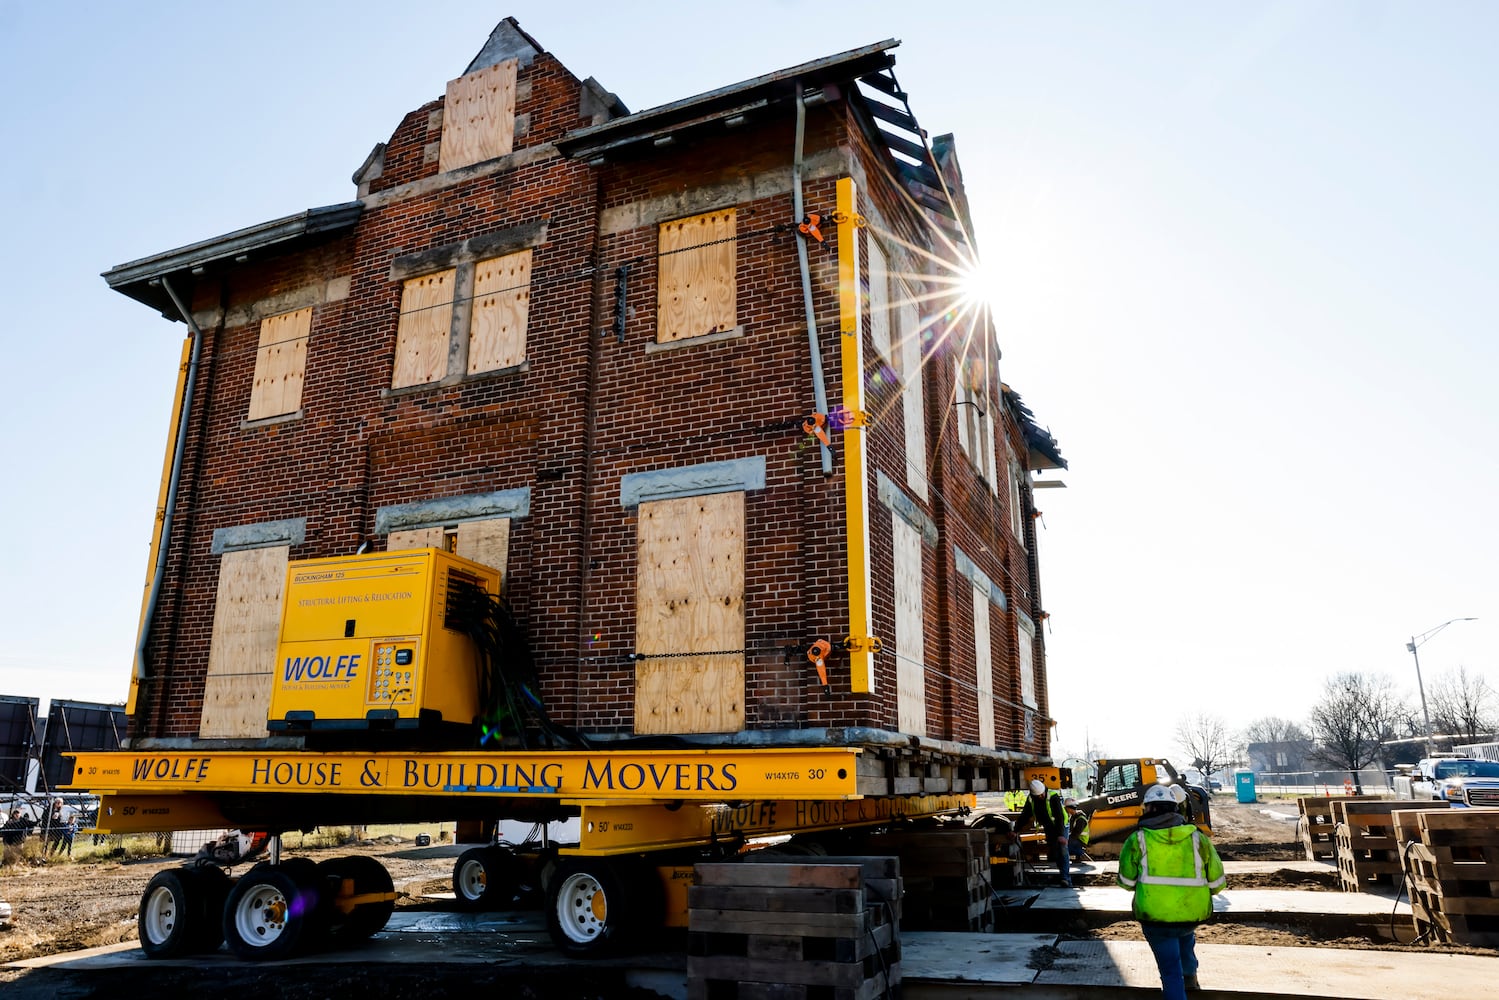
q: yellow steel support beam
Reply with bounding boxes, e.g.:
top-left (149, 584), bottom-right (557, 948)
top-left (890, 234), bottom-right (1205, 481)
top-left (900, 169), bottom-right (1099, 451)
top-left (62, 747), bottom-right (862, 802)
top-left (838, 176), bottom-right (876, 693)
top-left (567, 792), bottom-right (976, 855)
top-left (128, 334), bottom-right (193, 716)
top-left (91, 793), bottom-right (232, 834)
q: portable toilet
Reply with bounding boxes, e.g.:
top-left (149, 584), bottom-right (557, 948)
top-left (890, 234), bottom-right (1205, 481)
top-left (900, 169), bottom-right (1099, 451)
top-left (1234, 769), bottom-right (1256, 804)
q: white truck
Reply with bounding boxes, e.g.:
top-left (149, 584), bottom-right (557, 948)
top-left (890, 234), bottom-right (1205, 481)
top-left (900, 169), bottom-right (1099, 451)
top-left (1395, 756), bottom-right (1499, 808)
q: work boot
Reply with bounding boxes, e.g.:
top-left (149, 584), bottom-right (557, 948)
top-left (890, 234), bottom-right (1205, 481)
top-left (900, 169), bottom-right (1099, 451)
top-left (1183, 973), bottom-right (1200, 991)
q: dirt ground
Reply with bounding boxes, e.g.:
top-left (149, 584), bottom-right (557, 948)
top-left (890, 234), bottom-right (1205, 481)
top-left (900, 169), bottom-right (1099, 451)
top-left (0, 796), bottom-right (1492, 997)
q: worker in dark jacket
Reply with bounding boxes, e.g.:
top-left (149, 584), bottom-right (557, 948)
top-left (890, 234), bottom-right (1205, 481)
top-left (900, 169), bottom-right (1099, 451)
top-left (1065, 800), bottom-right (1090, 861)
top-left (1117, 783), bottom-right (1225, 998)
top-left (1012, 779), bottom-right (1071, 887)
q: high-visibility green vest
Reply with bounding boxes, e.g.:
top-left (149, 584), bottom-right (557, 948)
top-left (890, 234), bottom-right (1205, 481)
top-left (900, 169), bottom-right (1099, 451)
top-left (1116, 825), bottom-right (1225, 923)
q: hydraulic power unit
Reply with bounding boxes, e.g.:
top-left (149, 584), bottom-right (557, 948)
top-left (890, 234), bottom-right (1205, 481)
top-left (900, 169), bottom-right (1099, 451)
top-left (267, 548), bottom-right (501, 735)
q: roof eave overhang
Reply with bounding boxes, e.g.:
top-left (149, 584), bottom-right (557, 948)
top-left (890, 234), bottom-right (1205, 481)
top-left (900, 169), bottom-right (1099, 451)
top-left (556, 40), bottom-right (899, 162)
top-left (102, 202), bottom-right (363, 317)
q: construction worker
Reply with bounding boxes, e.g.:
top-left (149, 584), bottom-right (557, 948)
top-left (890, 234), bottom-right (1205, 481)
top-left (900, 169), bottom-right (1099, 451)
top-left (1117, 783), bottom-right (1225, 999)
top-left (1012, 779), bottom-right (1071, 887)
top-left (1065, 800), bottom-right (1090, 862)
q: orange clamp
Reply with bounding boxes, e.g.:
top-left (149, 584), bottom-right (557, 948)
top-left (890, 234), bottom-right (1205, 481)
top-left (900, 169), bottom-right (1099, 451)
top-left (802, 412), bottom-right (831, 446)
top-left (798, 213), bottom-right (825, 242)
top-left (807, 640), bottom-right (832, 694)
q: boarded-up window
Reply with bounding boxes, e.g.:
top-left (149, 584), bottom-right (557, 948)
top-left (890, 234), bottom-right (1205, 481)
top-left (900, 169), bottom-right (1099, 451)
top-left (392, 270), bottom-right (455, 388)
top-left (455, 518), bottom-right (511, 582)
top-left (635, 492), bottom-right (744, 734)
top-left (893, 516), bottom-right (925, 736)
top-left (468, 250), bottom-right (532, 374)
top-left (657, 209), bottom-right (736, 343)
top-left (387, 527), bottom-right (448, 551)
top-left (973, 583), bottom-right (995, 749)
top-left (1008, 446), bottom-right (1025, 547)
top-left (200, 545), bottom-right (288, 738)
top-left (868, 237), bottom-right (890, 361)
top-left (898, 293), bottom-right (927, 501)
top-left (248, 307), bottom-right (311, 420)
top-left (953, 358), bottom-right (997, 493)
top-left (1018, 610), bottom-right (1037, 709)
top-left (388, 518), bottom-right (511, 583)
top-left (438, 59), bottom-right (518, 173)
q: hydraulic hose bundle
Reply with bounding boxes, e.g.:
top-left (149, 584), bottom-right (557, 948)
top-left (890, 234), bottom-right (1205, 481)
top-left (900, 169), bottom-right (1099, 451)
top-left (446, 581), bottom-right (590, 751)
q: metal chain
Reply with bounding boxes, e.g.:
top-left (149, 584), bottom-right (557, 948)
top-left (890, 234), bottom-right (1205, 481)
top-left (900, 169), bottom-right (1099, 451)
top-left (629, 643), bottom-right (799, 661)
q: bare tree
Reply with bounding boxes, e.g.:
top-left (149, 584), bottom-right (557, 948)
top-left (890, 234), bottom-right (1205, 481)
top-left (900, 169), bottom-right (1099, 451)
top-left (1239, 716), bottom-right (1310, 746)
top-left (1308, 672), bottom-right (1408, 791)
top-left (1428, 666), bottom-right (1498, 744)
top-left (1174, 713), bottom-right (1235, 783)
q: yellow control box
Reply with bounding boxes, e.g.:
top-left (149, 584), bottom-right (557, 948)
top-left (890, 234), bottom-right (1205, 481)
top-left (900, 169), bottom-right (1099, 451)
top-left (267, 548), bottom-right (501, 733)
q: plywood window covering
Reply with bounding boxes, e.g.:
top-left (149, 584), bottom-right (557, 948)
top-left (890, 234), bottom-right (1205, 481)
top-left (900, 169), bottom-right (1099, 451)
top-left (1007, 445), bottom-right (1025, 547)
top-left (438, 59), bottom-right (518, 173)
top-left (248, 307), bottom-right (312, 420)
top-left (972, 582), bottom-right (995, 748)
top-left (392, 269), bottom-right (455, 388)
top-left (387, 527), bottom-right (448, 551)
top-left (657, 209), bottom-right (737, 343)
top-left (898, 294), bottom-right (928, 501)
top-left (953, 360), bottom-right (971, 452)
top-left (454, 517), bottom-right (511, 583)
top-left (1018, 611), bottom-right (1037, 709)
top-left (388, 518), bottom-right (510, 581)
top-left (468, 250), bottom-right (532, 374)
top-left (200, 545), bottom-right (289, 738)
top-left (634, 492), bottom-right (744, 734)
top-left (892, 515), bottom-right (926, 736)
top-left (868, 236), bottom-right (891, 361)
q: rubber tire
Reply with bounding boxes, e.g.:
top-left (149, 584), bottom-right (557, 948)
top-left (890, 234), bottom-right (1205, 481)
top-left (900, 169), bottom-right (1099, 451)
top-left (139, 868), bottom-right (224, 958)
top-left (453, 846), bottom-right (521, 911)
top-left (194, 865), bottom-right (231, 952)
top-left (222, 865), bottom-right (322, 961)
top-left (317, 855), bottom-right (395, 940)
top-left (545, 857), bottom-right (660, 958)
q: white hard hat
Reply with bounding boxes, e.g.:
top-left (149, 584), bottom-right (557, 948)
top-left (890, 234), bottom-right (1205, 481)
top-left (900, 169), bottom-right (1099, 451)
top-left (1169, 784), bottom-right (1188, 804)
top-left (1143, 784), bottom-right (1176, 806)
top-left (1029, 779), bottom-right (1046, 795)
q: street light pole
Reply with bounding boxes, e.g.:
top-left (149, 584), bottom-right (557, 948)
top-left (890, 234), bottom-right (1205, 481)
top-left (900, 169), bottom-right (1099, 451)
top-left (1406, 617), bottom-right (1478, 754)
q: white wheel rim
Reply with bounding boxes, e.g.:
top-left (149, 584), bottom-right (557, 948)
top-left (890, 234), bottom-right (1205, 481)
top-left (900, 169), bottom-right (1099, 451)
top-left (234, 882), bottom-right (291, 947)
top-left (555, 872), bottom-right (606, 944)
top-left (143, 885), bottom-right (178, 944)
top-left (457, 859), bottom-right (488, 901)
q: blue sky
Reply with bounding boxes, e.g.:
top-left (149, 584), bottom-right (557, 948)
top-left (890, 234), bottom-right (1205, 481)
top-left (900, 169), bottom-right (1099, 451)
top-left (1, 2), bottom-right (1493, 758)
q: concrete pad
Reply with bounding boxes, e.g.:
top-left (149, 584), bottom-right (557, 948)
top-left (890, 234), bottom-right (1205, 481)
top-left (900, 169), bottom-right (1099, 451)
top-left (1028, 886), bottom-right (1409, 918)
top-left (1087, 859), bottom-right (1335, 877)
top-left (1036, 939), bottom-right (1498, 999)
top-left (900, 931), bottom-right (1055, 985)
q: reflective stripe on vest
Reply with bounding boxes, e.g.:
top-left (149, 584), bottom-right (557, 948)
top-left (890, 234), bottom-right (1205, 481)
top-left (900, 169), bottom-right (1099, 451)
top-left (1135, 828), bottom-right (1209, 888)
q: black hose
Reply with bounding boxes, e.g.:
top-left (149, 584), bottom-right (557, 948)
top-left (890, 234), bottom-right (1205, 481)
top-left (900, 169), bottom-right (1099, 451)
top-left (446, 582), bottom-right (591, 750)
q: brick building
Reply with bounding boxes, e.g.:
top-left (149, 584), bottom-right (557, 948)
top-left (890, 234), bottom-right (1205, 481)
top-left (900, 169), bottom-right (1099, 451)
top-left (105, 19), bottom-right (1065, 780)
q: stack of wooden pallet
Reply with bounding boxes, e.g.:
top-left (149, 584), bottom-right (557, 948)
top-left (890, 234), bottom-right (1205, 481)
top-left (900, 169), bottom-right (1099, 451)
top-left (1395, 808), bottom-right (1499, 947)
top-left (864, 828), bottom-right (993, 932)
top-left (1297, 795), bottom-right (1380, 863)
top-left (1333, 800), bottom-right (1450, 890)
top-left (688, 859), bottom-right (902, 1000)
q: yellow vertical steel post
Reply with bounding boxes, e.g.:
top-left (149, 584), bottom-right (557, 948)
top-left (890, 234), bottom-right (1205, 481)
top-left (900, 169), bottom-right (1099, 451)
top-left (837, 177), bottom-right (874, 693)
top-left (127, 335), bottom-right (192, 715)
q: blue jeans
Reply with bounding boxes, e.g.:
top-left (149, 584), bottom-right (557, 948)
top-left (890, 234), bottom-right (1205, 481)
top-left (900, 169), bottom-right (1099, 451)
top-left (1141, 922), bottom-right (1198, 1000)
top-left (1048, 834), bottom-right (1072, 887)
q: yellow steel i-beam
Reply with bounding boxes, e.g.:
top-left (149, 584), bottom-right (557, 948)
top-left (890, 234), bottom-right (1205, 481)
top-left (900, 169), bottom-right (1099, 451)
top-left (127, 334), bottom-right (193, 716)
top-left (567, 792), bottom-right (977, 855)
top-left (837, 176), bottom-right (874, 693)
top-left (62, 747), bottom-right (863, 802)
